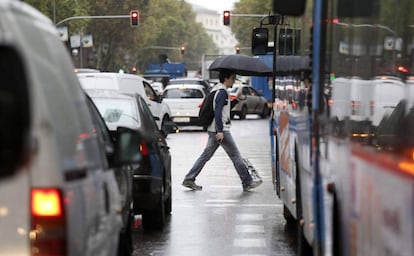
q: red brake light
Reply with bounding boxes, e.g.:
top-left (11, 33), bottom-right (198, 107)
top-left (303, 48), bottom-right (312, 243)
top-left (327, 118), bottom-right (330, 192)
top-left (230, 95), bottom-right (237, 101)
top-left (31, 188), bottom-right (66, 256)
top-left (31, 189), bottom-right (62, 217)
top-left (140, 141), bottom-right (148, 156)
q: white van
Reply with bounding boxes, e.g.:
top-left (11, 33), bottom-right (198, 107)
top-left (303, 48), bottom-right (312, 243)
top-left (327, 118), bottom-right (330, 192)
top-left (370, 76), bottom-right (405, 126)
top-left (77, 72), bottom-right (173, 135)
top-left (0, 1), bottom-right (141, 255)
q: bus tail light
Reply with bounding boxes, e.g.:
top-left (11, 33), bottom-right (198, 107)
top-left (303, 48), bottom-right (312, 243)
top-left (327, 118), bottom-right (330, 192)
top-left (30, 188), bottom-right (66, 256)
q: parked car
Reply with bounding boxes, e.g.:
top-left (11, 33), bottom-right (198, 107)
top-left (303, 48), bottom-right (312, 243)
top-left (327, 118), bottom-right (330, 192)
top-left (162, 84), bottom-right (207, 127)
top-left (228, 84), bottom-right (270, 119)
top-left (86, 89), bottom-right (173, 230)
top-left (168, 77), bottom-right (212, 94)
top-left (77, 72), bottom-right (174, 136)
top-left (0, 2), bottom-right (141, 255)
top-left (84, 93), bottom-right (135, 255)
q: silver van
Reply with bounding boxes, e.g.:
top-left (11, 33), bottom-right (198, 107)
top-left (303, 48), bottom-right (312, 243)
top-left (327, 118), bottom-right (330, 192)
top-left (0, 1), bottom-right (141, 255)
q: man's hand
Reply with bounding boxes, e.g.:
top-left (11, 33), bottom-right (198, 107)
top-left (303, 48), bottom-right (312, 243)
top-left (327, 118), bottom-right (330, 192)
top-left (216, 132), bottom-right (224, 143)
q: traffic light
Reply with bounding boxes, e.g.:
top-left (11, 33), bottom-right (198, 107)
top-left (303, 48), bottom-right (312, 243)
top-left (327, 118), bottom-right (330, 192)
top-left (251, 27), bottom-right (268, 55)
top-left (235, 45), bottom-right (240, 54)
top-left (130, 10), bottom-right (139, 27)
top-left (223, 11), bottom-right (230, 26)
top-left (180, 45), bottom-right (185, 55)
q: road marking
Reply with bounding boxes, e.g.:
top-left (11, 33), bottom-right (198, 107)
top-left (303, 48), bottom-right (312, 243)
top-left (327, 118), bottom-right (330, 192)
top-left (210, 185), bottom-right (242, 189)
top-left (202, 203), bottom-right (282, 207)
top-left (206, 199), bottom-right (239, 203)
top-left (235, 225), bottom-right (265, 233)
top-left (232, 255), bottom-right (267, 256)
top-left (233, 238), bottom-right (266, 247)
top-left (236, 213), bottom-right (263, 221)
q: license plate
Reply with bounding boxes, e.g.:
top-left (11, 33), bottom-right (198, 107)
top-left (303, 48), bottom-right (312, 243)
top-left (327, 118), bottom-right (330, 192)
top-left (173, 117), bottom-right (190, 122)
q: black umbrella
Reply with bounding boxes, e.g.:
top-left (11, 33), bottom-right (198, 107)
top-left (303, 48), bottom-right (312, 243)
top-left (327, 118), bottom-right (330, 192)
top-left (208, 54), bottom-right (272, 76)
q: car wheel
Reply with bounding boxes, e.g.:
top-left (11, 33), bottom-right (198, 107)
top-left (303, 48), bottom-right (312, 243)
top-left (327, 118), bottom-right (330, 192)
top-left (260, 104), bottom-right (269, 118)
top-left (161, 117), bottom-right (169, 138)
top-left (164, 186), bottom-right (172, 215)
top-left (142, 191), bottom-right (165, 230)
top-left (239, 105), bottom-right (247, 120)
top-left (117, 212), bottom-right (134, 256)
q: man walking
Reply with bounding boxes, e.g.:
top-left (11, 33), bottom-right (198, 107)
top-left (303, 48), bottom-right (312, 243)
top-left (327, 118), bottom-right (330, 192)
top-left (182, 69), bottom-right (262, 192)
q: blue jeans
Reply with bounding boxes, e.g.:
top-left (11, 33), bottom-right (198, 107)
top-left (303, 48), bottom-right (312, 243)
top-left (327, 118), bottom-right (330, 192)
top-left (184, 131), bottom-right (253, 187)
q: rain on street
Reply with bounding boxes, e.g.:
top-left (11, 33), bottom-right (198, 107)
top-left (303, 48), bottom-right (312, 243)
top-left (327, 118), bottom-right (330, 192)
top-left (132, 116), bottom-right (297, 256)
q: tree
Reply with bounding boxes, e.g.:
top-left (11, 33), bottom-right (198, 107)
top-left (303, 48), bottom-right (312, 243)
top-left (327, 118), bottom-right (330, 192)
top-left (25, 0), bottom-right (216, 72)
top-left (26, 0), bottom-right (90, 32)
top-left (231, 0), bottom-right (272, 55)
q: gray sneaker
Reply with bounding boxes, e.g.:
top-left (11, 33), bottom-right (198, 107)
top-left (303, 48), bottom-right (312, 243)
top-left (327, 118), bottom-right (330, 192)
top-left (182, 180), bottom-right (203, 191)
top-left (243, 179), bottom-right (263, 192)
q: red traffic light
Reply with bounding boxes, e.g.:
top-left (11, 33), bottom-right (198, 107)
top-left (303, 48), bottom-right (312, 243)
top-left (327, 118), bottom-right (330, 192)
top-left (397, 65), bottom-right (408, 73)
top-left (223, 10), bottom-right (230, 26)
top-left (130, 10), bottom-right (139, 27)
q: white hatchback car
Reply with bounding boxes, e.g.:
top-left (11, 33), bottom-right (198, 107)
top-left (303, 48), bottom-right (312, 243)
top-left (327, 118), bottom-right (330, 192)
top-left (77, 72), bottom-right (173, 136)
top-left (162, 84), bottom-right (207, 127)
top-left (0, 2), bottom-right (140, 255)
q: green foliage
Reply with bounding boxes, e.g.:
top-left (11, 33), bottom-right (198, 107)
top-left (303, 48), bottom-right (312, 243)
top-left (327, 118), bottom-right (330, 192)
top-left (26, 0), bottom-right (90, 32)
top-left (25, 0), bottom-right (216, 72)
top-left (231, 0), bottom-right (273, 55)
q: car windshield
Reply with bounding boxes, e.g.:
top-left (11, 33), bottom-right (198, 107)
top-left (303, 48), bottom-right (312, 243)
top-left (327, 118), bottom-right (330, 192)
top-left (163, 88), bottom-right (204, 99)
top-left (92, 98), bottom-right (140, 130)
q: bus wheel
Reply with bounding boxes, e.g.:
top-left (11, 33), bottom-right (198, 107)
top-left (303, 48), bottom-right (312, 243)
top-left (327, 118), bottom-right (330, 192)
top-left (333, 194), bottom-right (342, 256)
top-left (239, 105), bottom-right (247, 120)
top-left (295, 150), bottom-right (313, 256)
top-left (283, 205), bottom-right (295, 225)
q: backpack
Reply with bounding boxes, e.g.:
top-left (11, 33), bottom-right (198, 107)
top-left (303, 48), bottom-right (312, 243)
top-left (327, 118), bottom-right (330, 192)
top-left (198, 89), bottom-right (227, 127)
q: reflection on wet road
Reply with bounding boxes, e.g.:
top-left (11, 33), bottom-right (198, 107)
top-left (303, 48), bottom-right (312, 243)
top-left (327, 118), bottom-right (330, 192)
top-left (133, 117), bottom-right (298, 255)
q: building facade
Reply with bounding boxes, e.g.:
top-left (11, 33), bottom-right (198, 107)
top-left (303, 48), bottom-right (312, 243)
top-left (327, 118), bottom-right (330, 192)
top-left (190, 3), bottom-right (239, 55)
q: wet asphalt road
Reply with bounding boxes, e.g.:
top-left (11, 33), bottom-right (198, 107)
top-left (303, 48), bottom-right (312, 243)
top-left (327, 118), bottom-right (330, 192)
top-left (132, 116), bottom-right (298, 256)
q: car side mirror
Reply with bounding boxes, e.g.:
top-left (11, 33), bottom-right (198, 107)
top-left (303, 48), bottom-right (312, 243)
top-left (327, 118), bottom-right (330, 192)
top-left (114, 127), bottom-right (143, 165)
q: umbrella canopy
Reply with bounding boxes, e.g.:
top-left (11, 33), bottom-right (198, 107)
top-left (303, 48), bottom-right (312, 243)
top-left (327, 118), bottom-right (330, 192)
top-left (209, 54), bottom-right (273, 76)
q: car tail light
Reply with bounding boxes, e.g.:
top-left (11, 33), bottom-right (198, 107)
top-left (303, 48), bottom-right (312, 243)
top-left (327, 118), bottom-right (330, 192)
top-left (229, 95), bottom-right (237, 101)
top-left (134, 140), bottom-right (151, 175)
top-left (351, 101), bottom-right (363, 115)
top-left (139, 140), bottom-right (148, 156)
top-left (30, 188), bottom-right (66, 256)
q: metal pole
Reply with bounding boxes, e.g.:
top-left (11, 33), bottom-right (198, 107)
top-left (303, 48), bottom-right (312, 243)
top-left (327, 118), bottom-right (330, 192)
top-left (56, 15), bottom-right (130, 26)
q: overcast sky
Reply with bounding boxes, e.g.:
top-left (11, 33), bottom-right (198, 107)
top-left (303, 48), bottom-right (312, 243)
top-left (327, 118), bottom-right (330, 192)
top-left (186, 0), bottom-right (239, 13)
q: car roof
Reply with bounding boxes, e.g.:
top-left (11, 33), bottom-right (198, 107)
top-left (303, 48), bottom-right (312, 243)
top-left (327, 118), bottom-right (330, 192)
top-left (169, 77), bottom-right (207, 81)
top-left (77, 72), bottom-right (150, 83)
top-left (164, 84), bottom-right (205, 90)
top-left (85, 89), bottom-right (136, 100)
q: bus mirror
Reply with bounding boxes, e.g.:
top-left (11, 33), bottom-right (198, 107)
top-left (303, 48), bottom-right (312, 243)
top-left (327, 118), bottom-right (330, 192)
top-left (252, 28), bottom-right (269, 55)
top-left (273, 0), bottom-right (306, 16)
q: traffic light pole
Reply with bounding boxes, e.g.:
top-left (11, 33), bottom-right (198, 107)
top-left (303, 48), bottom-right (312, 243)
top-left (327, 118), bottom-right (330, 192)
top-left (230, 14), bottom-right (267, 18)
top-left (56, 15), bottom-right (130, 26)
